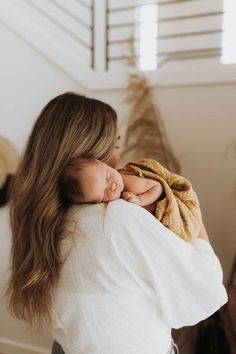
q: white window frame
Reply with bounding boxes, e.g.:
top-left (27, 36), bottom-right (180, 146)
top-left (90, 0), bottom-right (236, 91)
top-left (1, 0), bottom-right (236, 90)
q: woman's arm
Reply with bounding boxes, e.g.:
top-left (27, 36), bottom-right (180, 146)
top-left (107, 200), bottom-right (228, 329)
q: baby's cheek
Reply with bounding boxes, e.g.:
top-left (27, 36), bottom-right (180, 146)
top-left (107, 191), bottom-right (120, 201)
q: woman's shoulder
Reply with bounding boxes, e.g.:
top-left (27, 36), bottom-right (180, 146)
top-left (107, 199), bottom-right (154, 221)
top-left (105, 199), bottom-right (180, 244)
top-left (106, 199), bottom-right (164, 234)
top-left (68, 200), bottom-right (150, 221)
top-left (66, 200), bottom-right (182, 246)
top-left (66, 200), bottom-right (157, 234)
top-left (68, 203), bottom-right (106, 220)
top-left (66, 203), bottom-right (107, 234)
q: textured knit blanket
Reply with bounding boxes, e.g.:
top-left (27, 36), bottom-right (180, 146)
top-left (119, 158), bottom-right (202, 242)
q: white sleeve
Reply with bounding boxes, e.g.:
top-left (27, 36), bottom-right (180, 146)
top-left (106, 200), bottom-right (228, 329)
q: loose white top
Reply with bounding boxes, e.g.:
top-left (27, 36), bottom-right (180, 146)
top-left (50, 199), bottom-right (228, 354)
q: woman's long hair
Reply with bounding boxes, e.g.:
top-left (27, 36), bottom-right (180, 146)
top-left (5, 92), bottom-right (117, 328)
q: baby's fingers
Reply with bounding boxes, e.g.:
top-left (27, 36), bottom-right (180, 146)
top-left (121, 192), bottom-right (137, 203)
top-left (122, 191), bottom-right (131, 200)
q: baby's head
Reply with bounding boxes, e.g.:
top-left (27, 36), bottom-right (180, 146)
top-left (61, 158), bottom-right (124, 204)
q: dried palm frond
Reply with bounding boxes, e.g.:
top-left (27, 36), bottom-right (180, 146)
top-left (120, 37), bottom-right (180, 174)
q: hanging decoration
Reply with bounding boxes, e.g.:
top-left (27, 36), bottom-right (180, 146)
top-left (0, 136), bottom-right (19, 207)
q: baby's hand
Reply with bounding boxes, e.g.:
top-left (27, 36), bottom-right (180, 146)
top-left (121, 191), bottom-right (140, 205)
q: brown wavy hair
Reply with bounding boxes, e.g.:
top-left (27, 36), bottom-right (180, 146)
top-left (5, 92), bottom-right (117, 328)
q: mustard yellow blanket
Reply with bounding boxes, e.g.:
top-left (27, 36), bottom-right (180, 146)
top-left (119, 159), bottom-right (202, 242)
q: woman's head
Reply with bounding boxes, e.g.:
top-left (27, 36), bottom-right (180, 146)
top-left (27, 92), bottom-right (118, 175)
top-left (6, 92), bottom-right (118, 327)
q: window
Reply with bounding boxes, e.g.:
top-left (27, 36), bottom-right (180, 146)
top-left (104, 0), bottom-right (236, 89)
top-left (1, 0), bottom-right (235, 89)
top-left (137, 3), bottom-right (158, 71)
top-left (107, 0), bottom-right (225, 71)
top-left (222, 0), bottom-right (236, 64)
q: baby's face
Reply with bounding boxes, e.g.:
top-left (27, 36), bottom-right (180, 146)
top-left (78, 160), bottom-right (124, 203)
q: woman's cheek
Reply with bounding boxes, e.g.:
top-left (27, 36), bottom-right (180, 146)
top-left (106, 149), bottom-right (120, 168)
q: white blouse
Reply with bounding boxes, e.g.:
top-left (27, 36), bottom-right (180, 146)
top-left (50, 199), bottom-right (228, 354)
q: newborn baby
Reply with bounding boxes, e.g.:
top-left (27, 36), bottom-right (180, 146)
top-left (61, 158), bottom-right (163, 207)
top-left (61, 158), bottom-right (202, 242)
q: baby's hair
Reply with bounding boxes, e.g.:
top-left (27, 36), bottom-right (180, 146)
top-left (60, 158), bottom-right (94, 203)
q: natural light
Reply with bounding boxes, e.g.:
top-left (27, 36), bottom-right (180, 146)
top-left (138, 3), bottom-right (158, 71)
top-left (222, 0), bottom-right (236, 64)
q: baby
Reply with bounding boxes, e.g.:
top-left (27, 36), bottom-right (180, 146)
top-left (61, 158), bottom-right (202, 242)
top-left (62, 158), bottom-right (163, 206)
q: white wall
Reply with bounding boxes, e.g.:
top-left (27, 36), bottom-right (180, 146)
top-left (1, 17), bottom-right (236, 354)
top-left (0, 23), bottom-right (85, 354)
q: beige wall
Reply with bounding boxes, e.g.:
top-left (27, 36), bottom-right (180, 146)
top-left (1, 19), bottom-right (236, 354)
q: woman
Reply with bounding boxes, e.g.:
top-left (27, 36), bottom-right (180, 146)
top-left (6, 92), bottom-right (227, 354)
